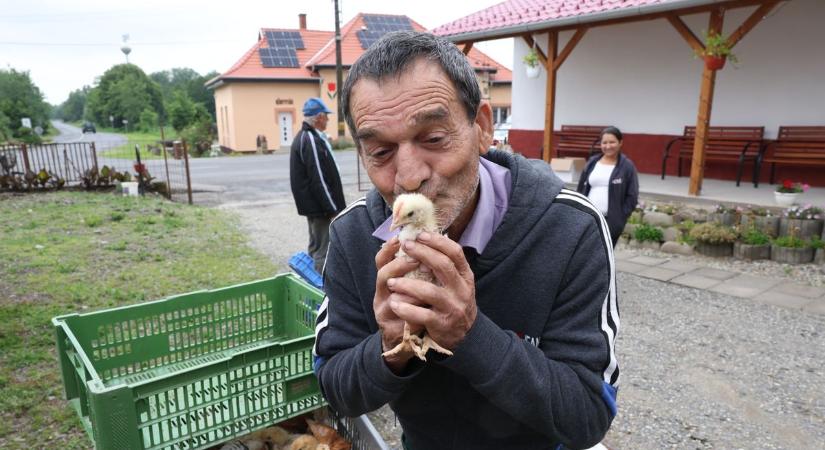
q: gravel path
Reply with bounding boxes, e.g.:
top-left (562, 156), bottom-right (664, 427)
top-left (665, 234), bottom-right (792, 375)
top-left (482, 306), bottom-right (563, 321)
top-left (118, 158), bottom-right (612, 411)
top-left (218, 192), bottom-right (825, 449)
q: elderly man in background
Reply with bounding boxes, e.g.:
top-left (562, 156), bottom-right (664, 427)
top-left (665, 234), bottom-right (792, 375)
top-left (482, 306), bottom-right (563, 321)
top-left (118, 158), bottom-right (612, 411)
top-left (313, 31), bottom-right (619, 450)
top-left (289, 97), bottom-right (345, 272)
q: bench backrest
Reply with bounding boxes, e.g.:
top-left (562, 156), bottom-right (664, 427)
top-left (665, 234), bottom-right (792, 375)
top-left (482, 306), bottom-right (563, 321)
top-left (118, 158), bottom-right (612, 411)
top-left (555, 125), bottom-right (606, 157)
top-left (680, 126), bottom-right (763, 153)
top-left (777, 126), bottom-right (825, 142)
top-left (770, 126), bottom-right (825, 157)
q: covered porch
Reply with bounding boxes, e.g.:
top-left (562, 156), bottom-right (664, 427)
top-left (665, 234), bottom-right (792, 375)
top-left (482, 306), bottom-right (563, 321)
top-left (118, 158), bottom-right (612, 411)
top-left (433, 0), bottom-right (825, 196)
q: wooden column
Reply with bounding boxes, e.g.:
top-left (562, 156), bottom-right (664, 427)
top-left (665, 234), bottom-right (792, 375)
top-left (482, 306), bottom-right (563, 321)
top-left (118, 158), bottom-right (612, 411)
top-left (542, 31), bottom-right (558, 163)
top-left (688, 9), bottom-right (724, 196)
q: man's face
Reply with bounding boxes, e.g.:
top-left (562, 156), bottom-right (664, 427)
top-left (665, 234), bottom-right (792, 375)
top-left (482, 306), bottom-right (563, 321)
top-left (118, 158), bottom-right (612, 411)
top-left (349, 59), bottom-right (493, 232)
top-left (315, 113), bottom-right (329, 131)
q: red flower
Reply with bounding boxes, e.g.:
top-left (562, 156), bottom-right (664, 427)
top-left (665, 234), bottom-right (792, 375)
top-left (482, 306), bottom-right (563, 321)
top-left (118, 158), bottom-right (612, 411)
top-left (782, 179), bottom-right (793, 189)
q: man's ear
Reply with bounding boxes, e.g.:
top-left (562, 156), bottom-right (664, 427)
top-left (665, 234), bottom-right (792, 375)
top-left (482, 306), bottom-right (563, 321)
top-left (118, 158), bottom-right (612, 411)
top-left (474, 100), bottom-right (494, 155)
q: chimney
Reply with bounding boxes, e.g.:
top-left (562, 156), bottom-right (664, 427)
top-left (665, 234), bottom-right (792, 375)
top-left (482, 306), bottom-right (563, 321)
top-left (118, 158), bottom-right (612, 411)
top-left (298, 14), bottom-right (307, 30)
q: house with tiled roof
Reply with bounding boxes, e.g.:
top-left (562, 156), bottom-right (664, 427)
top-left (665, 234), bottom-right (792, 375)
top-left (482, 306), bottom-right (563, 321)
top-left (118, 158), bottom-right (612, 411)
top-left (207, 13), bottom-right (512, 152)
top-left (434, 0), bottom-right (825, 189)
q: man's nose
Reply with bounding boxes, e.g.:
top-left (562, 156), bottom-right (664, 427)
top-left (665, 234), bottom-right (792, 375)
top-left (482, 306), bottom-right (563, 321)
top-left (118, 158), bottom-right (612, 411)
top-left (394, 144), bottom-right (430, 192)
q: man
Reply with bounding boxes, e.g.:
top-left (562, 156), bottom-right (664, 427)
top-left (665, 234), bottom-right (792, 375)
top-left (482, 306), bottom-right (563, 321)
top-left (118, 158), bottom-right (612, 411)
top-left (313, 31), bottom-right (618, 450)
top-left (290, 97), bottom-right (345, 272)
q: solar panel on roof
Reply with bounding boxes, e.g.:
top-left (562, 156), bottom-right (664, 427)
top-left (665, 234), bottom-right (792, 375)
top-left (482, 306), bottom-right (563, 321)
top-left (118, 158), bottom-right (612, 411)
top-left (258, 47), bottom-right (299, 68)
top-left (357, 15), bottom-right (413, 49)
top-left (264, 30), bottom-right (305, 50)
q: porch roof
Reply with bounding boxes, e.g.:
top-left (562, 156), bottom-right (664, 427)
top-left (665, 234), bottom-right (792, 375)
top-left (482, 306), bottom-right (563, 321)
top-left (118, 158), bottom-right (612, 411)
top-left (432, 0), bottom-right (727, 42)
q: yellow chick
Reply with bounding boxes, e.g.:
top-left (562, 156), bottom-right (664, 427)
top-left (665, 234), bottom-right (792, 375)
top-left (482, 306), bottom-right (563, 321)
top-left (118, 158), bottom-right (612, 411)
top-left (382, 193), bottom-right (453, 361)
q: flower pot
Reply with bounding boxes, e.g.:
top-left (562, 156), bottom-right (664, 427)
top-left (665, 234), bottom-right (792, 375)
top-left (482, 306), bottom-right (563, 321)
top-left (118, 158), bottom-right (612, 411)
top-left (815, 248), bottom-right (825, 265)
top-left (739, 215), bottom-right (780, 237)
top-left (733, 242), bottom-right (771, 260)
top-left (640, 240), bottom-right (661, 250)
top-left (525, 65), bottom-right (541, 79)
top-left (704, 55), bottom-right (726, 70)
top-left (695, 242), bottom-right (733, 257)
top-left (771, 245), bottom-right (814, 264)
top-left (779, 218), bottom-right (824, 239)
top-left (774, 191), bottom-right (800, 207)
top-left (709, 212), bottom-right (737, 227)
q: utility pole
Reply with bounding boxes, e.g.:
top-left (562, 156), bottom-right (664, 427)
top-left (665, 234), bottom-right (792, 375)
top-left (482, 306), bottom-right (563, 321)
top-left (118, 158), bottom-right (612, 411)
top-left (334, 0), bottom-right (345, 138)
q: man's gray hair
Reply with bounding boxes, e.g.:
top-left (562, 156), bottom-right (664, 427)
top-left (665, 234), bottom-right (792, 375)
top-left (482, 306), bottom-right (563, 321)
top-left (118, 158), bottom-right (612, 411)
top-left (341, 31), bottom-right (481, 145)
top-left (303, 114), bottom-right (322, 126)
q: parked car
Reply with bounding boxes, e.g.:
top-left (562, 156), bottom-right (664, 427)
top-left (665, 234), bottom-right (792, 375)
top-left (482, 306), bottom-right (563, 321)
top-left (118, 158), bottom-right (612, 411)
top-left (81, 122), bottom-right (96, 133)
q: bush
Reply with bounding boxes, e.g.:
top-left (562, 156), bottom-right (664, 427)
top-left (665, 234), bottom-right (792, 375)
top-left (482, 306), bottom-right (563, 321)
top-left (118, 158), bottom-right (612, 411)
top-left (330, 136), bottom-right (354, 150)
top-left (773, 235), bottom-right (806, 249)
top-left (809, 236), bottom-right (824, 250)
top-left (633, 223), bottom-right (663, 243)
top-left (15, 126), bottom-right (42, 144)
top-left (740, 228), bottom-right (770, 246)
top-left (689, 222), bottom-right (737, 244)
top-left (138, 108), bottom-right (159, 132)
top-left (182, 118), bottom-right (217, 157)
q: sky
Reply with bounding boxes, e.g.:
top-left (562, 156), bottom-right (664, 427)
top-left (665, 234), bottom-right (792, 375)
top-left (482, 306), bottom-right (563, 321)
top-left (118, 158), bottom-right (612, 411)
top-left (0, 0), bottom-right (514, 105)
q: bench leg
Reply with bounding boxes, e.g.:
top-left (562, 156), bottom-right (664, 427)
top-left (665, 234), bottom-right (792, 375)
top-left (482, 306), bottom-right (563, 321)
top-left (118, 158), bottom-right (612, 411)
top-left (661, 156), bottom-right (667, 180)
top-left (677, 157), bottom-right (682, 178)
top-left (769, 163), bottom-right (776, 185)
top-left (735, 160), bottom-right (744, 187)
top-left (753, 160), bottom-right (761, 188)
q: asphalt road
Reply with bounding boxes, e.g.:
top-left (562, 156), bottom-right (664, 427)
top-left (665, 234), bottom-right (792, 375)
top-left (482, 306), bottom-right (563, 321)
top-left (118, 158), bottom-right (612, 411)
top-left (51, 120), bottom-right (126, 147)
top-left (188, 150), bottom-right (370, 205)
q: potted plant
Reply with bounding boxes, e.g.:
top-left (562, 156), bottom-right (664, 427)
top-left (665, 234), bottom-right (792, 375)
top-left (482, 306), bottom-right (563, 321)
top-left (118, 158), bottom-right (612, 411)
top-left (523, 49), bottom-right (541, 78)
top-left (697, 31), bottom-right (738, 70)
top-left (811, 236), bottom-right (825, 264)
top-left (733, 227), bottom-right (771, 260)
top-left (689, 222), bottom-right (737, 257)
top-left (708, 204), bottom-right (741, 227)
top-left (739, 207), bottom-right (780, 237)
top-left (779, 205), bottom-right (824, 239)
top-left (774, 179), bottom-right (808, 206)
top-left (771, 235), bottom-right (814, 264)
top-left (633, 223), bottom-right (664, 250)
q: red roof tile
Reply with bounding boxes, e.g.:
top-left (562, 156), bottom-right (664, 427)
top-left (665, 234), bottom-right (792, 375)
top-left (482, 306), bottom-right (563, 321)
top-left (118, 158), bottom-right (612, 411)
top-left (210, 13), bottom-right (512, 85)
top-left (433, 0), bottom-right (679, 39)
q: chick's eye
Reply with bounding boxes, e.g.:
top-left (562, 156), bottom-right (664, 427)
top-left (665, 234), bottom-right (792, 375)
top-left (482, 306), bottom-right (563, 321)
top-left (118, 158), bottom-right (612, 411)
top-left (406, 211), bottom-right (414, 217)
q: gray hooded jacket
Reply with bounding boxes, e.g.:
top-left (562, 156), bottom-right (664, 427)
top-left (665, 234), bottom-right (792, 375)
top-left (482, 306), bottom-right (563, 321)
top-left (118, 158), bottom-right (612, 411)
top-left (314, 151), bottom-right (619, 449)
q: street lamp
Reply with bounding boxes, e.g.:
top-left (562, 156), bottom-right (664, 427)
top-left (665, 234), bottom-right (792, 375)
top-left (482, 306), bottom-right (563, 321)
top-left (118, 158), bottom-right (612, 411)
top-left (123, 119), bottom-right (129, 133)
top-left (109, 115), bottom-right (114, 129)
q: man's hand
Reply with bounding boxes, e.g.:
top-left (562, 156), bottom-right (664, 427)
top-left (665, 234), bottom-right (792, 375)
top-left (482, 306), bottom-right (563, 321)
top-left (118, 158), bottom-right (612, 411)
top-left (386, 232), bottom-right (477, 352)
top-left (374, 237), bottom-right (422, 372)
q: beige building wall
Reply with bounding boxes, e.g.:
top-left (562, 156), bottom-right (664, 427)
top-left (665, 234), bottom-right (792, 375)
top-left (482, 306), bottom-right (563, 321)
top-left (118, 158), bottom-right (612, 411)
top-left (490, 84), bottom-right (511, 108)
top-left (216, 81), bottom-right (323, 152)
top-left (316, 68), bottom-right (352, 138)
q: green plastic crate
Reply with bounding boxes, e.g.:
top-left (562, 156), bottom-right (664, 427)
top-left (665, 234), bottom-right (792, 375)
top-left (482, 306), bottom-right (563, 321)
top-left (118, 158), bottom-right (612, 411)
top-left (52, 274), bottom-right (327, 450)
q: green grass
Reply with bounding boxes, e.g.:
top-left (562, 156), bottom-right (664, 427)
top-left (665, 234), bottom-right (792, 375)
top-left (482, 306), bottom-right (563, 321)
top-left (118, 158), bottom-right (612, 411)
top-left (0, 191), bottom-right (279, 449)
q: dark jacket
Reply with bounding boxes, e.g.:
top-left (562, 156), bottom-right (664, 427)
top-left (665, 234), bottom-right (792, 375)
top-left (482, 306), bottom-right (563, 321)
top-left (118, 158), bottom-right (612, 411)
top-left (576, 153), bottom-right (639, 247)
top-left (290, 122), bottom-right (345, 217)
top-left (314, 151), bottom-right (619, 450)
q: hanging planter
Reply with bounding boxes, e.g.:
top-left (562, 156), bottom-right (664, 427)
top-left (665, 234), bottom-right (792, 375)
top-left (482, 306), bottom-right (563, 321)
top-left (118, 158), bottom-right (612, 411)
top-left (695, 31), bottom-right (738, 71)
top-left (703, 55), bottom-right (726, 71)
top-left (523, 48), bottom-right (541, 79)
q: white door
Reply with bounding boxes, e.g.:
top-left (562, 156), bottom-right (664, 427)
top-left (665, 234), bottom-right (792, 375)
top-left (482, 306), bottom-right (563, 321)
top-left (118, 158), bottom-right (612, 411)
top-left (279, 112), bottom-right (293, 147)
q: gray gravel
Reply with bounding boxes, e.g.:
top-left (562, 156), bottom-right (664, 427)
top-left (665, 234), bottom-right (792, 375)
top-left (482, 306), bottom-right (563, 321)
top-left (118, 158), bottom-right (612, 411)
top-left (215, 192), bottom-right (825, 450)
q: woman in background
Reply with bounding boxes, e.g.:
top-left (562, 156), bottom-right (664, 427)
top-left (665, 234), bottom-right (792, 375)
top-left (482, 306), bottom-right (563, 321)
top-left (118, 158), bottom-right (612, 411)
top-left (576, 126), bottom-right (639, 247)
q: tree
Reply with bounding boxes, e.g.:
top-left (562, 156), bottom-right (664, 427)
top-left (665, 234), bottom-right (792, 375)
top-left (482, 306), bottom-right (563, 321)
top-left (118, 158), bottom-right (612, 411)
top-left (0, 68), bottom-right (51, 138)
top-left (166, 91), bottom-right (197, 132)
top-left (138, 108), bottom-right (159, 132)
top-left (85, 64), bottom-right (164, 129)
top-left (56, 87), bottom-right (89, 122)
top-left (150, 68), bottom-right (217, 120)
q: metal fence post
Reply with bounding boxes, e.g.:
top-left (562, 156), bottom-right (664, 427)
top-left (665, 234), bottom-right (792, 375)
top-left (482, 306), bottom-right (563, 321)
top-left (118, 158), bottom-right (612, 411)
top-left (161, 142), bottom-right (172, 201)
top-left (182, 140), bottom-right (193, 205)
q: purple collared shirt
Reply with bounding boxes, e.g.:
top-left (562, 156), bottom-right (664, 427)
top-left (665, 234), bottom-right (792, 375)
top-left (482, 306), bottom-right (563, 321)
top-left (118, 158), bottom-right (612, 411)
top-left (372, 158), bottom-right (511, 254)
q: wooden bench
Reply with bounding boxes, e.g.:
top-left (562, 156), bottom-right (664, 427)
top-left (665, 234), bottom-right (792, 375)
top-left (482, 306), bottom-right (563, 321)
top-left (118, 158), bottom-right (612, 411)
top-left (660, 126), bottom-right (764, 186)
top-left (754, 126), bottom-right (825, 187)
top-left (555, 125), bottom-right (606, 159)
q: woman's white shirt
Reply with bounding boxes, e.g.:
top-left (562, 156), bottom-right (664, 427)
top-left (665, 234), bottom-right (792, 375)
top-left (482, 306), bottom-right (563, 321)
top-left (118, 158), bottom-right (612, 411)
top-left (587, 162), bottom-right (614, 215)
